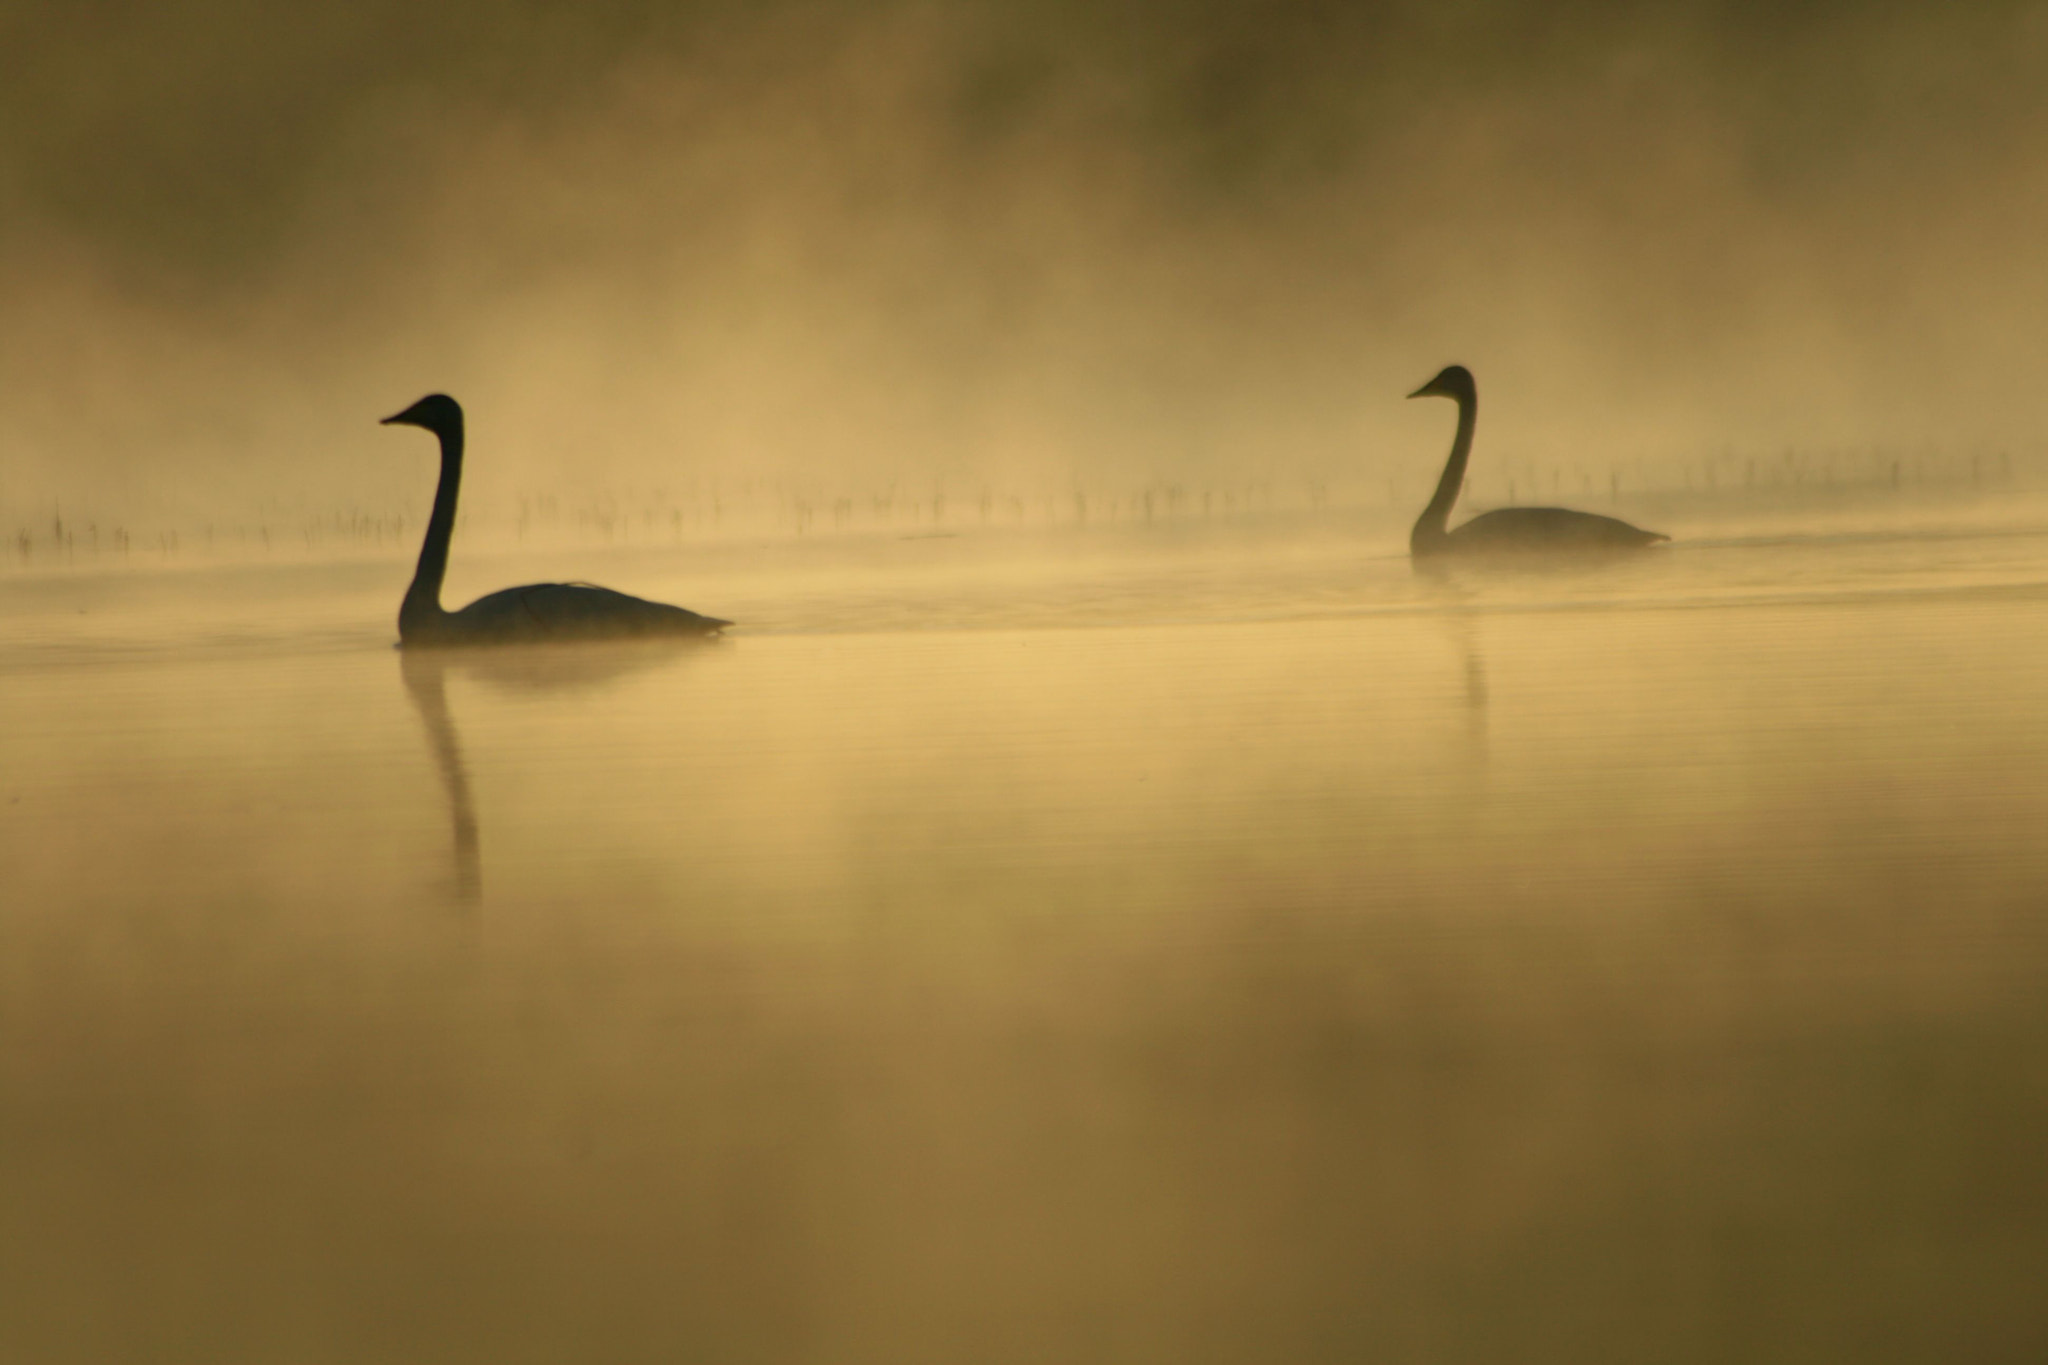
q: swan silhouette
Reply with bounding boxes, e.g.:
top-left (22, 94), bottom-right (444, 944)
top-left (383, 394), bottom-right (731, 646)
top-left (1407, 366), bottom-right (1666, 558)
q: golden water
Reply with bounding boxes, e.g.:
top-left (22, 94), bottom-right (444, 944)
top-left (4, 522), bottom-right (2047, 1362)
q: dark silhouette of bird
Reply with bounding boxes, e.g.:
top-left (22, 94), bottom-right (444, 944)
top-left (1407, 365), bottom-right (1666, 559)
top-left (382, 394), bottom-right (730, 646)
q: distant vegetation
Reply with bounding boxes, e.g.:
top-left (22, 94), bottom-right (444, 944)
top-left (7, 444), bottom-right (2045, 572)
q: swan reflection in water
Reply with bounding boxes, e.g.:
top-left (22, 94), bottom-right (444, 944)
top-left (400, 649), bottom-right (482, 902)
top-left (1413, 573), bottom-right (1491, 755)
top-left (400, 641), bottom-right (721, 903)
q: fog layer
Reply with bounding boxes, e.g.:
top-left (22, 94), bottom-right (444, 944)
top-left (5, 0), bottom-right (2048, 525)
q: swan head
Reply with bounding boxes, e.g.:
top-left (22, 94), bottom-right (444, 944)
top-left (1407, 365), bottom-right (1475, 403)
top-left (381, 393), bottom-right (463, 436)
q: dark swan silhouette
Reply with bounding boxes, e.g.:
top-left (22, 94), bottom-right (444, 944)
top-left (1407, 365), bottom-right (1666, 558)
top-left (383, 394), bottom-right (731, 646)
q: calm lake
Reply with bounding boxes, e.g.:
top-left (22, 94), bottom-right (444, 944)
top-left (4, 513), bottom-right (2047, 1363)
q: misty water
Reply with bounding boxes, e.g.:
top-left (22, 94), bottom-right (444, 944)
top-left (5, 512), bottom-right (2048, 1363)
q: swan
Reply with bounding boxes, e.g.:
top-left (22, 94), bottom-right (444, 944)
top-left (382, 394), bottom-right (731, 646)
top-left (1406, 365), bottom-right (1666, 558)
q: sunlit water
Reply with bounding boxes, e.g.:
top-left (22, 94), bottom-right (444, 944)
top-left (5, 516), bottom-right (2048, 1363)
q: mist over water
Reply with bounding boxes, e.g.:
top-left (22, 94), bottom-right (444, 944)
top-left (7, 3), bottom-right (2048, 1361)
top-left (8, 0), bottom-right (2048, 532)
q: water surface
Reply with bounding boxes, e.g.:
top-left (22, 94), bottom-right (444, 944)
top-left (4, 520), bottom-right (2046, 1363)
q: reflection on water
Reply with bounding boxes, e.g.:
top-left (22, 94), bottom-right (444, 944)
top-left (4, 527), bottom-right (2048, 1363)
top-left (399, 650), bottom-right (483, 903)
top-left (399, 642), bottom-right (724, 905)
top-left (1415, 569), bottom-right (1491, 752)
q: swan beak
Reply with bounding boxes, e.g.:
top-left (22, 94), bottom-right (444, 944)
top-left (1406, 383), bottom-right (1432, 399)
top-left (379, 411), bottom-right (409, 426)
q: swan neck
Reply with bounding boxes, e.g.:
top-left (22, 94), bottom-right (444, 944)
top-left (402, 421), bottom-right (463, 634)
top-left (1413, 386), bottom-right (1476, 551)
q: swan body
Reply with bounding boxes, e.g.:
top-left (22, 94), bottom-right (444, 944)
top-left (383, 394), bottom-right (730, 647)
top-left (1407, 365), bottom-right (1666, 559)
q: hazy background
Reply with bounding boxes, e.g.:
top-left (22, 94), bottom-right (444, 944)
top-left (6, 0), bottom-right (2048, 531)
